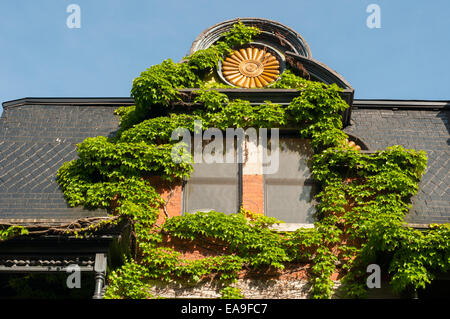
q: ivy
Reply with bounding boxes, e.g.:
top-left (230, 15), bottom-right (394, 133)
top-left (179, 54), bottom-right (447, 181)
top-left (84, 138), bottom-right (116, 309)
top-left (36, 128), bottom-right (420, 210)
top-left (0, 225), bottom-right (29, 242)
top-left (59, 21), bottom-right (442, 299)
top-left (310, 146), bottom-right (432, 298)
top-left (163, 211), bottom-right (289, 269)
top-left (4, 21), bottom-right (445, 300)
top-left (220, 286), bottom-right (244, 299)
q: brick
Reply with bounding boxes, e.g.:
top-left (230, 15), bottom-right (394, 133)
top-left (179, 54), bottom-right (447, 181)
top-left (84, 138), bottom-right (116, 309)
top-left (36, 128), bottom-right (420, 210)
top-left (242, 175), bottom-right (264, 214)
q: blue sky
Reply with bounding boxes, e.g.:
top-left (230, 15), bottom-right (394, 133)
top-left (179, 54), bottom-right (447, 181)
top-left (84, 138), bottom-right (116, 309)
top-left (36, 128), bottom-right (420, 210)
top-left (1, 1), bottom-right (449, 115)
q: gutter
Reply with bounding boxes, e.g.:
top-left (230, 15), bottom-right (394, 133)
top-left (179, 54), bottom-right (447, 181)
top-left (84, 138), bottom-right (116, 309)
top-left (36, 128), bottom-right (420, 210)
top-left (353, 99), bottom-right (450, 110)
top-left (3, 97), bottom-right (449, 111)
top-left (2, 97), bottom-right (135, 108)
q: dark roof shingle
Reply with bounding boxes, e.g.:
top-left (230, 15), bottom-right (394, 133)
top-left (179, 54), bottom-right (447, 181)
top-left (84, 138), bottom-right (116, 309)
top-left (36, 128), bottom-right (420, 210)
top-left (345, 107), bottom-right (450, 224)
top-left (0, 104), bottom-right (120, 223)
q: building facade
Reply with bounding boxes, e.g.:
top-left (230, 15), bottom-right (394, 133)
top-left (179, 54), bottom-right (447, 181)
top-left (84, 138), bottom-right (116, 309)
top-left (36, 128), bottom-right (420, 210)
top-left (0, 18), bottom-right (448, 298)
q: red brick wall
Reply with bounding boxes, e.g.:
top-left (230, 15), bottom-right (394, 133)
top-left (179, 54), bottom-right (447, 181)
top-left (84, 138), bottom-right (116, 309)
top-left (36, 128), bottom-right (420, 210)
top-left (242, 174), bottom-right (264, 214)
top-left (147, 176), bottom-right (183, 225)
top-left (148, 173), bottom-right (266, 223)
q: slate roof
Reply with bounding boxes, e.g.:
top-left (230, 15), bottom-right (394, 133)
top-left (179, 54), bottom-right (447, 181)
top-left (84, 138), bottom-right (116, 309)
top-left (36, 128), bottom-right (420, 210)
top-left (0, 101), bottom-right (123, 223)
top-left (0, 98), bottom-right (449, 226)
top-left (345, 101), bottom-right (450, 225)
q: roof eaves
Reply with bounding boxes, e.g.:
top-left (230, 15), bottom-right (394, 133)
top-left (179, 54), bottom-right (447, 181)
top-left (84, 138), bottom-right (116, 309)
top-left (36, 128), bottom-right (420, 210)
top-left (2, 97), bottom-right (135, 109)
top-left (353, 99), bottom-right (450, 110)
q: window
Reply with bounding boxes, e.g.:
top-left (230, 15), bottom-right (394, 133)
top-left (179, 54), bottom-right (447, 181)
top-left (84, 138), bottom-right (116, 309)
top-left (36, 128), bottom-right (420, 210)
top-left (181, 132), bottom-right (317, 225)
top-left (182, 136), bottom-right (240, 214)
top-left (263, 136), bottom-right (316, 224)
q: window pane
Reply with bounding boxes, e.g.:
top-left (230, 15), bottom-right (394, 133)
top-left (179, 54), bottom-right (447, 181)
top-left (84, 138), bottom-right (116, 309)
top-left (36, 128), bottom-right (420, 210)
top-left (264, 138), bottom-right (316, 223)
top-left (183, 137), bottom-right (240, 214)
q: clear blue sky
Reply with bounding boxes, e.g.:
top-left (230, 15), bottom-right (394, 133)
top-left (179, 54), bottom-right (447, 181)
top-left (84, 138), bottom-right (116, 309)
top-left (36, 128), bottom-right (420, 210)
top-left (1, 0), bottom-right (449, 115)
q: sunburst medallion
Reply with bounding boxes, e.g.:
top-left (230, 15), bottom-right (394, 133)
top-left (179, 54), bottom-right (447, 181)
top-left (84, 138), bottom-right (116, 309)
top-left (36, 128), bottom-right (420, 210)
top-left (222, 47), bottom-right (280, 88)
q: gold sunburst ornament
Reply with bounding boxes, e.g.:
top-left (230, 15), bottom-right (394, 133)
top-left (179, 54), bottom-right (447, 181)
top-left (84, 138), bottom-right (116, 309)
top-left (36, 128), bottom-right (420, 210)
top-left (222, 47), bottom-right (280, 88)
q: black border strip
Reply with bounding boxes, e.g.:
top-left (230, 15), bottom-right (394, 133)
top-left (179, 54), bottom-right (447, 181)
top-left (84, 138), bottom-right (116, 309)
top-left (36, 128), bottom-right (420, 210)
top-left (353, 99), bottom-right (450, 110)
top-left (4, 96), bottom-right (449, 110)
top-left (2, 97), bottom-right (135, 108)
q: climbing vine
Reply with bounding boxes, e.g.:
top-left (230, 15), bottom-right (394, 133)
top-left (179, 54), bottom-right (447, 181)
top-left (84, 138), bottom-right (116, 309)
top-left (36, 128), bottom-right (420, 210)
top-left (0, 225), bottom-right (28, 242)
top-left (21, 21), bottom-right (447, 299)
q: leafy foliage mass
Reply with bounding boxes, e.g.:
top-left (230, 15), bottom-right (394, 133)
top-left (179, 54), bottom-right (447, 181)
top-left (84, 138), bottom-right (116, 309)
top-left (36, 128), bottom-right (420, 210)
top-left (9, 21), bottom-right (445, 299)
top-left (0, 225), bottom-right (28, 241)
